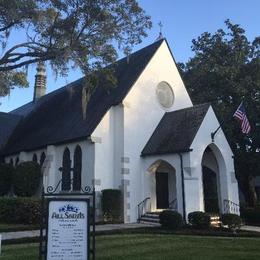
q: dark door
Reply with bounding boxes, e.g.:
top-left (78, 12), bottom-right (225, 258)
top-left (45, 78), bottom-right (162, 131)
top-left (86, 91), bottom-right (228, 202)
top-left (156, 172), bottom-right (169, 209)
top-left (203, 166), bottom-right (219, 213)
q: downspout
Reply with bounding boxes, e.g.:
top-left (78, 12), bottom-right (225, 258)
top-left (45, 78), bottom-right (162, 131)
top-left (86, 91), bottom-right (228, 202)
top-left (178, 153), bottom-right (186, 223)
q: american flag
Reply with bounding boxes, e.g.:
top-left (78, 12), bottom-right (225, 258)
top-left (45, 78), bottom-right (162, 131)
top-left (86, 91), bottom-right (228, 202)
top-left (233, 102), bottom-right (251, 134)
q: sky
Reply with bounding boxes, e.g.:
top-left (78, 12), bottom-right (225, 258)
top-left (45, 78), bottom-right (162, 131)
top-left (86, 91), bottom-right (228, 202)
top-left (1, 0), bottom-right (259, 112)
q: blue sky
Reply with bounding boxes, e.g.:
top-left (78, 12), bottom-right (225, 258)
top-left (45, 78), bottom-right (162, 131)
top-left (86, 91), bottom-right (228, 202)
top-left (1, 0), bottom-right (259, 112)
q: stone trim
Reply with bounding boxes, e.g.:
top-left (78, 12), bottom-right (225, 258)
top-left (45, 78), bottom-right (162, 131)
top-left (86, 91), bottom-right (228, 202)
top-left (121, 168), bottom-right (130, 175)
top-left (121, 157), bottom-right (130, 163)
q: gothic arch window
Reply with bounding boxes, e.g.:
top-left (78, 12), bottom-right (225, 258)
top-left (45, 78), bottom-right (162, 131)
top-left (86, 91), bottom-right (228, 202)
top-left (73, 145), bottom-right (82, 191)
top-left (10, 158), bottom-right (14, 166)
top-left (15, 157), bottom-right (19, 166)
top-left (62, 148), bottom-right (71, 191)
top-left (32, 154), bottom-right (38, 163)
top-left (40, 152), bottom-right (46, 167)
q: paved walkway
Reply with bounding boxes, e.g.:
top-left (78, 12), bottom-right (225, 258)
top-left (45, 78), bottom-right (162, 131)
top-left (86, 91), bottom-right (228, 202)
top-left (1, 224), bottom-right (260, 241)
top-left (240, 225), bottom-right (260, 233)
top-left (0, 223), bottom-right (155, 241)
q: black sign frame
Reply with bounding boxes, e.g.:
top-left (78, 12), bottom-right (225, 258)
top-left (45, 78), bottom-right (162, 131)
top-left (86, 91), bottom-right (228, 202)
top-left (39, 182), bottom-right (96, 260)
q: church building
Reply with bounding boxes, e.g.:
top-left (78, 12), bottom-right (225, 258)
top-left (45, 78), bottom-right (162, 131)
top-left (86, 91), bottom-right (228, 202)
top-left (0, 39), bottom-right (239, 223)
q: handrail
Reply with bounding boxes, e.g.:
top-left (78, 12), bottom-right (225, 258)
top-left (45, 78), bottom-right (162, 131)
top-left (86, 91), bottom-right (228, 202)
top-left (137, 197), bottom-right (151, 222)
top-left (223, 199), bottom-right (240, 214)
top-left (169, 198), bottom-right (177, 210)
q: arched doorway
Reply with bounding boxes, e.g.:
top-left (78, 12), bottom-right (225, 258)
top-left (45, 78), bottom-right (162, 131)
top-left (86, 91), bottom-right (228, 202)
top-left (147, 160), bottom-right (177, 211)
top-left (202, 146), bottom-right (221, 213)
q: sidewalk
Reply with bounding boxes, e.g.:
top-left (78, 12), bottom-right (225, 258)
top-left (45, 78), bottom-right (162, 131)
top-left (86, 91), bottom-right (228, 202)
top-left (0, 223), bottom-right (155, 241)
top-left (1, 224), bottom-right (260, 241)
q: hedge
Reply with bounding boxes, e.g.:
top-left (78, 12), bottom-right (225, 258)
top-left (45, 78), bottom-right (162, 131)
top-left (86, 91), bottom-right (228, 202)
top-left (188, 211), bottom-right (211, 229)
top-left (221, 213), bottom-right (242, 230)
top-left (159, 210), bottom-right (183, 230)
top-left (0, 197), bottom-right (41, 225)
top-left (0, 163), bottom-right (14, 195)
top-left (101, 189), bottom-right (122, 223)
top-left (241, 207), bottom-right (260, 226)
top-left (13, 162), bottom-right (41, 197)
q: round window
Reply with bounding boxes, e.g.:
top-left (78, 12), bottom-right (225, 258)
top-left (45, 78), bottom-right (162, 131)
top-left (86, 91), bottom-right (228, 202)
top-left (156, 81), bottom-right (174, 109)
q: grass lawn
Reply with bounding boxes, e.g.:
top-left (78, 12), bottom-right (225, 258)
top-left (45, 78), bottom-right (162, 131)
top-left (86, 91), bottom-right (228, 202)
top-left (1, 234), bottom-right (260, 259)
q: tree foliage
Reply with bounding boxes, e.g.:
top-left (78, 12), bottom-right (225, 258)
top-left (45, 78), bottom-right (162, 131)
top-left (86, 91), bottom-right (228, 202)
top-left (0, 0), bottom-right (152, 96)
top-left (179, 20), bottom-right (260, 206)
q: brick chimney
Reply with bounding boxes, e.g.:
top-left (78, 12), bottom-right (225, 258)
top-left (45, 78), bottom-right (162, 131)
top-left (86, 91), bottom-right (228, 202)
top-left (33, 62), bottom-right (46, 101)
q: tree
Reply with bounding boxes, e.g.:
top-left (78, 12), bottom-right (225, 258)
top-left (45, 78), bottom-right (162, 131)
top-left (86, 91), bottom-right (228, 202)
top-left (0, 0), bottom-right (152, 96)
top-left (179, 20), bottom-right (260, 207)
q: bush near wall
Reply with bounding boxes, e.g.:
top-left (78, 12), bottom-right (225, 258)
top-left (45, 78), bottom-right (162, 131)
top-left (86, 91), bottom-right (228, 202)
top-left (159, 210), bottom-right (184, 230)
top-left (0, 197), bottom-right (41, 225)
top-left (188, 211), bottom-right (211, 229)
top-left (241, 207), bottom-right (260, 226)
top-left (221, 213), bottom-right (242, 231)
top-left (13, 162), bottom-right (41, 197)
top-left (101, 189), bottom-right (122, 223)
top-left (0, 163), bottom-right (14, 195)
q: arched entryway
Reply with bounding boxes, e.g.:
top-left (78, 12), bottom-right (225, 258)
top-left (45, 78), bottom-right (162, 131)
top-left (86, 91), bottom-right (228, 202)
top-left (147, 160), bottom-right (177, 211)
top-left (202, 146), bottom-right (221, 214)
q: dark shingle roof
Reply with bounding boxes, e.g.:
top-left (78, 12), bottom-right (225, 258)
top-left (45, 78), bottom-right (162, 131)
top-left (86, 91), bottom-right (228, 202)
top-left (2, 39), bottom-right (164, 155)
top-left (141, 103), bottom-right (210, 156)
top-left (0, 112), bottom-right (22, 151)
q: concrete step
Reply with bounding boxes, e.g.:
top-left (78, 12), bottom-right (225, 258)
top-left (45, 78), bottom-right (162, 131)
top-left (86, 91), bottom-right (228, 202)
top-left (139, 217), bottom-right (160, 223)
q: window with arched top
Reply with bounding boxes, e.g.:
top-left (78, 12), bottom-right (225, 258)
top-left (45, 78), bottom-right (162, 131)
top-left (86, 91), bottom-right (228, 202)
top-left (40, 152), bottom-right (46, 167)
top-left (32, 154), bottom-right (38, 163)
top-left (62, 148), bottom-right (71, 191)
top-left (10, 158), bottom-right (14, 166)
top-left (15, 157), bottom-right (19, 166)
top-left (73, 145), bottom-right (82, 191)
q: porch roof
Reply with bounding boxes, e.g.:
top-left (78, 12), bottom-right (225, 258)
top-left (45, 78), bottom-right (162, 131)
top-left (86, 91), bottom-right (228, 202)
top-left (141, 103), bottom-right (210, 156)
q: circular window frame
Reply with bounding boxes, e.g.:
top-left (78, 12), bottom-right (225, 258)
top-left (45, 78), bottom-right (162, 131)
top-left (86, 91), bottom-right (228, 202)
top-left (156, 81), bottom-right (175, 110)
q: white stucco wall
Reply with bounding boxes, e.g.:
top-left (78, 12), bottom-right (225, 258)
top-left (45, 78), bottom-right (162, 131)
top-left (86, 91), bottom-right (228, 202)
top-left (122, 40), bottom-right (193, 222)
top-left (187, 106), bottom-right (239, 216)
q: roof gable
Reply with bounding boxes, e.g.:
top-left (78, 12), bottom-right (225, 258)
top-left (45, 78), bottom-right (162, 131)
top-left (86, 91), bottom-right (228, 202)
top-left (3, 39), bottom-right (164, 155)
top-left (141, 103), bottom-right (210, 156)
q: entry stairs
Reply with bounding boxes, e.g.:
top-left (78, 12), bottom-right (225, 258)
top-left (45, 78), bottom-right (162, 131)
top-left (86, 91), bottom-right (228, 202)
top-left (139, 212), bottom-right (222, 227)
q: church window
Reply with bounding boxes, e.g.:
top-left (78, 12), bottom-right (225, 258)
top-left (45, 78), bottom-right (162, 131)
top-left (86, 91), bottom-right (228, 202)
top-left (10, 158), bottom-right (14, 166)
top-left (15, 157), bottom-right (19, 166)
top-left (156, 81), bottom-right (174, 109)
top-left (62, 148), bottom-right (71, 191)
top-left (40, 152), bottom-right (46, 167)
top-left (73, 145), bottom-right (82, 191)
top-left (32, 154), bottom-right (38, 163)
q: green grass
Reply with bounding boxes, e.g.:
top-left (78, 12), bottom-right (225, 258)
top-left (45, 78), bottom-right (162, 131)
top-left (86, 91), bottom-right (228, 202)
top-left (1, 234), bottom-right (260, 259)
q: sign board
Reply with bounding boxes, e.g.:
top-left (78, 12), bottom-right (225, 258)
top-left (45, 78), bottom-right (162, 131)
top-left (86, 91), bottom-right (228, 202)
top-left (46, 198), bottom-right (89, 260)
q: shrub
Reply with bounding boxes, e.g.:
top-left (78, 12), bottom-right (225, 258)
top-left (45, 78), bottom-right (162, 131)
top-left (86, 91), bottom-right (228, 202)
top-left (221, 213), bottom-right (242, 231)
top-left (0, 163), bottom-right (14, 195)
top-left (159, 210), bottom-right (183, 229)
top-left (0, 197), bottom-right (41, 225)
top-left (13, 162), bottom-right (41, 197)
top-left (188, 211), bottom-right (211, 229)
top-left (101, 189), bottom-right (122, 223)
top-left (241, 207), bottom-right (260, 226)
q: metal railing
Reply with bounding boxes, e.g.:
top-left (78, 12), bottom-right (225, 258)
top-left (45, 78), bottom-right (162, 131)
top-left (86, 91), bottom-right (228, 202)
top-left (223, 199), bottom-right (240, 214)
top-left (137, 197), bottom-right (151, 222)
top-left (169, 198), bottom-right (177, 210)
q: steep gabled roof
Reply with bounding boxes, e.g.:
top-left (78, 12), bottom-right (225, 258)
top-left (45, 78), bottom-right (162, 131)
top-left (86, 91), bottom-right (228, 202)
top-left (2, 39), bottom-right (164, 155)
top-left (141, 103), bottom-right (210, 156)
top-left (0, 112), bottom-right (22, 151)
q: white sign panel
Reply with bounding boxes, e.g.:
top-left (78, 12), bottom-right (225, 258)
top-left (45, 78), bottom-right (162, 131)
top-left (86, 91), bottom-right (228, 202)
top-left (47, 199), bottom-right (89, 260)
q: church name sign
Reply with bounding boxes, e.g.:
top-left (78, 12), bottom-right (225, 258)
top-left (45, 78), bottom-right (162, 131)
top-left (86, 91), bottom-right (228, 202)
top-left (46, 198), bottom-right (89, 260)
